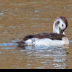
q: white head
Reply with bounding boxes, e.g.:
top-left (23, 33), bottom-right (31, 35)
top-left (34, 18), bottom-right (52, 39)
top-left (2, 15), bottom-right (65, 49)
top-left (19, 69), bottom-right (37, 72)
top-left (53, 16), bottom-right (68, 35)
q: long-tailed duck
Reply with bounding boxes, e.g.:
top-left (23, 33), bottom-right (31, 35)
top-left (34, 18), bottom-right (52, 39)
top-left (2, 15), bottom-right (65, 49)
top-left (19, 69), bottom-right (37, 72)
top-left (17, 16), bottom-right (69, 47)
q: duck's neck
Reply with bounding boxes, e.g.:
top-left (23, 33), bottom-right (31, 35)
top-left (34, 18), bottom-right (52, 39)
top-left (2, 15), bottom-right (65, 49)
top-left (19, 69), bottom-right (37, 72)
top-left (53, 22), bottom-right (60, 34)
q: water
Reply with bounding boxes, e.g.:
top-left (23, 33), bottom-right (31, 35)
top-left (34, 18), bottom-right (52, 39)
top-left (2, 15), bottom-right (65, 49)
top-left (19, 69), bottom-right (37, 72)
top-left (0, 0), bottom-right (72, 69)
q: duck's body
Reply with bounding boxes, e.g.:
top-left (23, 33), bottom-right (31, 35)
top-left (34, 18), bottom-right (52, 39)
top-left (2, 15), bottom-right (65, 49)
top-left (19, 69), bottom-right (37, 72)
top-left (17, 33), bottom-right (69, 46)
top-left (17, 16), bottom-right (69, 47)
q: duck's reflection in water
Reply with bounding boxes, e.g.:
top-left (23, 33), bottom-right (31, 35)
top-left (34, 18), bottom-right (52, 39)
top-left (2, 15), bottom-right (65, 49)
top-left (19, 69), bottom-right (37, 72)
top-left (19, 45), bottom-right (68, 69)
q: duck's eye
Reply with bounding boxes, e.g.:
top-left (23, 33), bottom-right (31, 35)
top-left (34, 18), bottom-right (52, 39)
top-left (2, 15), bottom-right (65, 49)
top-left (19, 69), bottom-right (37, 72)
top-left (62, 24), bottom-right (64, 26)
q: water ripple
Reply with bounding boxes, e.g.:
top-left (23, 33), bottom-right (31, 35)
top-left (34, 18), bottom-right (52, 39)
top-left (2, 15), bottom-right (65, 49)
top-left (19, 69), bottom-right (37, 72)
top-left (0, 42), bottom-right (17, 46)
top-left (0, 13), bottom-right (4, 15)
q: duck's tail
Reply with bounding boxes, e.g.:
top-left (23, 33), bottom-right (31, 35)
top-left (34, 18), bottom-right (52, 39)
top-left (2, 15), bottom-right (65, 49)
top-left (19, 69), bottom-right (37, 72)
top-left (16, 41), bottom-right (25, 47)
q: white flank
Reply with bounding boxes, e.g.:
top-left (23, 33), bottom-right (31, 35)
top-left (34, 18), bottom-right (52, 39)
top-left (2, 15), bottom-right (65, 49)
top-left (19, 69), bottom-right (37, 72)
top-left (25, 38), bottom-right (69, 46)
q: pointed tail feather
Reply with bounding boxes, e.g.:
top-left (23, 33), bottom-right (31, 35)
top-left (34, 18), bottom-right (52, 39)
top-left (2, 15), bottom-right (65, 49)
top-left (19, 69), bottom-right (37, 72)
top-left (16, 41), bottom-right (25, 47)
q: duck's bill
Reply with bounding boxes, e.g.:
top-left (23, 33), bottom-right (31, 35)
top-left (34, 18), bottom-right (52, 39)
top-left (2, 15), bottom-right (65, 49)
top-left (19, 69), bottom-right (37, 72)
top-left (59, 28), bottom-right (64, 34)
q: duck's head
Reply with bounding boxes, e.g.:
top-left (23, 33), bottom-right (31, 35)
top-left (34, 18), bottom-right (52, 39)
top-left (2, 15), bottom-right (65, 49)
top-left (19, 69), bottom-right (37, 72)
top-left (53, 16), bottom-right (68, 35)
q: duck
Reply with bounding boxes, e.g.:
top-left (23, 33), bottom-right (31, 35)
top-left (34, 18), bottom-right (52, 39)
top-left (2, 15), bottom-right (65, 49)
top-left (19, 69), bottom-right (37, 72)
top-left (17, 16), bottom-right (69, 47)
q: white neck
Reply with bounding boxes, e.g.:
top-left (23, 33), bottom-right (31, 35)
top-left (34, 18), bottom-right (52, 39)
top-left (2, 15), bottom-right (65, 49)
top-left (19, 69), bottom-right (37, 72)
top-left (53, 21), bottom-right (60, 34)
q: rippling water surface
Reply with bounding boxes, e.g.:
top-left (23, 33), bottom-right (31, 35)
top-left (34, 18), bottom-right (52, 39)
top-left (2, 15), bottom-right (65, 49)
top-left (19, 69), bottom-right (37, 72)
top-left (0, 0), bottom-right (72, 69)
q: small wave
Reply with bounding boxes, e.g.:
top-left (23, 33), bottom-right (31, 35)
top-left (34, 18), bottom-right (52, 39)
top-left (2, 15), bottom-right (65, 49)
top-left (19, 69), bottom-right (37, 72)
top-left (0, 42), bottom-right (18, 46)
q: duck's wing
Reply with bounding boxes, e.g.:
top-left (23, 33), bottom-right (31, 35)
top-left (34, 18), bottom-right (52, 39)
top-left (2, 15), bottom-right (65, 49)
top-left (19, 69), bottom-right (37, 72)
top-left (23, 33), bottom-right (66, 41)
